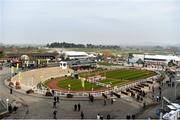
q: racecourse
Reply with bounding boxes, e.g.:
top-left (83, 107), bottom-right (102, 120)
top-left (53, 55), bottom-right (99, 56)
top-left (45, 68), bottom-right (156, 91)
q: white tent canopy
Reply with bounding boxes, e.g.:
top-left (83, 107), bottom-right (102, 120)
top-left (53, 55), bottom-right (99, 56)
top-left (167, 105), bottom-right (177, 110)
top-left (163, 110), bottom-right (177, 120)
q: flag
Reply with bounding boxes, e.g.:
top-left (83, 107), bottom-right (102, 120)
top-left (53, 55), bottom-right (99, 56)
top-left (81, 78), bottom-right (85, 88)
top-left (38, 59), bottom-right (41, 64)
top-left (11, 66), bottom-right (14, 74)
top-left (18, 72), bottom-right (22, 82)
top-left (26, 61), bottom-right (29, 67)
top-left (16, 63), bottom-right (19, 70)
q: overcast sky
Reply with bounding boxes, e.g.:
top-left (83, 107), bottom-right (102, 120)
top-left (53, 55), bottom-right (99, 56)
top-left (0, 0), bottom-right (179, 46)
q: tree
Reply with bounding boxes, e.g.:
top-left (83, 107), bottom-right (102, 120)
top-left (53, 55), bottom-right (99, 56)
top-left (0, 51), bottom-right (4, 58)
top-left (168, 60), bottom-right (177, 67)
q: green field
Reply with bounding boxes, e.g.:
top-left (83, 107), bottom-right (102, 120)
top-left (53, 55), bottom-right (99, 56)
top-left (57, 78), bottom-right (102, 91)
top-left (80, 69), bottom-right (156, 87)
top-left (80, 69), bottom-right (155, 79)
top-left (105, 69), bottom-right (155, 80)
top-left (45, 68), bottom-right (156, 91)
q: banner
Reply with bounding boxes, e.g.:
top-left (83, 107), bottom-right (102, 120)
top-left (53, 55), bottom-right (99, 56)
top-left (18, 72), bottom-right (22, 82)
top-left (16, 63), bottom-right (19, 70)
top-left (26, 61), bottom-right (29, 67)
top-left (81, 78), bottom-right (85, 88)
top-left (38, 59), bottom-right (41, 64)
top-left (11, 66), bottom-right (14, 74)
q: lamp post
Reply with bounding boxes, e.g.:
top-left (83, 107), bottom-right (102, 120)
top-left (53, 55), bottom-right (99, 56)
top-left (6, 98), bottom-right (9, 112)
top-left (91, 84), bottom-right (94, 92)
top-left (68, 84), bottom-right (71, 93)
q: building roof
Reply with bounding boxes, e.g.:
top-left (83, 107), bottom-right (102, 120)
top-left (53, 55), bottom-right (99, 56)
top-left (145, 55), bottom-right (180, 61)
top-left (64, 51), bottom-right (88, 56)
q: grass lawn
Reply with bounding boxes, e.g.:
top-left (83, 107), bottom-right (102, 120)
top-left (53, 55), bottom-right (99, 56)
top-left (105, 69), bottom-right (156, 80)
top-left (45, 68), bottom-right (156, 91)
top-left (58, 78), bottom-right (102, 91)
top-left (80, 69), bottom-right (156, 80)
top-left (80, 69), bottom-right (156, 87)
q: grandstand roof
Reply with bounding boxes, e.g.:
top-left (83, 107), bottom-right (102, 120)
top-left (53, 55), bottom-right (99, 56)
top-left (145, 55), bottom-right (180, 61)
top-left (64, 51), bottom-right (88, 56)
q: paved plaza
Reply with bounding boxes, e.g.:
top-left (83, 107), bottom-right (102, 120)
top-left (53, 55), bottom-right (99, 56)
top-left (1, 67), bottom-right (180, 119)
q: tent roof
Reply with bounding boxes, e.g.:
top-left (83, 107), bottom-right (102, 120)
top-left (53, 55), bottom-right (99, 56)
top-left (167, 105), bottom-right (176, 110)
top-left (171, 103), bottom-right (180, 109)
top-left (64, 51), bottom-right (88, 56)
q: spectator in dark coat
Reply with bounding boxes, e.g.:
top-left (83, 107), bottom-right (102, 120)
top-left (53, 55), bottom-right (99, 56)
top-left (78, 103), bottom-right (81, 111)
top-left (57, 96), bottom-right (60, 103)
top-left (107, 114), bottom-right (110, 119)
top-left (74, 104), bottom-right (77, 111)
top-left (80, 111), bottom-right (84, 119)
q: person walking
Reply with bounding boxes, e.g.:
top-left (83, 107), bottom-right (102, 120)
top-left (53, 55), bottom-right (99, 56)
top-left (132, 114), bottom-right (135, 119)
top-left (53, 109), bottom-right (57, 119)
top-left (100, 114), bottom-right (103, 120)
top-left (74, 104), bottom-right (77, 111)
top-left (152, 86), bottom-right (155, 93)
top-left (92, 95), bottom-right (94, 103)
top-left (126, 114), bottom-right (130, 120)
top-left (107, 114), bottom-right (110, 120)
top-left (104, 99), bottom-right (106, 106)
top-left (8, 104), bottom-right (13, 113)
top-left (54, 96), bottom-right (57, 102)
top-left (53, 101), bottom-right (57, 108)
top-left (10, 87), bottom-right (13, 94)
top-left (80, 111), bottom-right (84, 119)
top-left (57, 96), bottom-right (60, 103)
top-left (111, 98), bottom-right (113, 104)
top-left (97, 113), bottom-right (100, 120)
top-left (52, 90), bottom-right (55, 96)
top-left (78, 103), bottom-right (81, 111)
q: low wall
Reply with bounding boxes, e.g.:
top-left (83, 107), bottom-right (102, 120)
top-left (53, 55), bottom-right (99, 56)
top-left (11, 67), bottom-right (72, 91)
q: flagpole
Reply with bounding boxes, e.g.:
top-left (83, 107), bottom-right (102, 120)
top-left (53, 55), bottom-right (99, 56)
top-left (16, 63), bottom-right (19, 74)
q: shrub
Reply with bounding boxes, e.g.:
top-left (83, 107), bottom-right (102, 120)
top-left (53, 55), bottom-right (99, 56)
top-left (26, 89), bottom-right (34, 94)
top-left (67, 94), bottom-right (73, 98)
top-left (45, 91), bottom-right (53, 96)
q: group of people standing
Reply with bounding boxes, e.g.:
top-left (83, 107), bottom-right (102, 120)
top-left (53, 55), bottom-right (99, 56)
top-left (74, 103), bottom-right (81, 111)
top-left (126, 114), bottom-right (135, 120)
top-left (97, 113), bottom-right (111, 120)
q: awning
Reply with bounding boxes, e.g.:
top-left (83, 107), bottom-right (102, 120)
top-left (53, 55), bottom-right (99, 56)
top-left (167, 105), bottom-right (176, 110)
top-left (172, 103), bottom-right (180, 109)
top-left (163, 110), bottom-right (177, 120)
